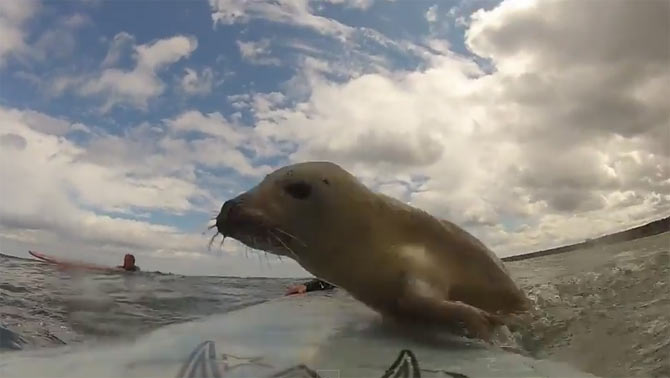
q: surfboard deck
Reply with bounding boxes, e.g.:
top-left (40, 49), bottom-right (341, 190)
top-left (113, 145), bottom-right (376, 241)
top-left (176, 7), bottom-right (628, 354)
top-left (0, 290), bottom-right (599, 378)
top-left (28, 250), bottom-right (119, 272)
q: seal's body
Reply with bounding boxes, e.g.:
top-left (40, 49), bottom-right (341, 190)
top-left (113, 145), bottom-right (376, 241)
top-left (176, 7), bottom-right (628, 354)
top-left (216, 162), bottom-right (530, 340)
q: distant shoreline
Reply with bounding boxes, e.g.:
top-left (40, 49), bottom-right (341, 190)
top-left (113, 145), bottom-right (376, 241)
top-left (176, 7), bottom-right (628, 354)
top-left (501, 216), bottom-right (670, 262)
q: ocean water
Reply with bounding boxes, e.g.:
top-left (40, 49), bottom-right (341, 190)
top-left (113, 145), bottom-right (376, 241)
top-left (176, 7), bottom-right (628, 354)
top-left (1, 232), bottom-right (668, 378)
top-left (506, 232), bottom-right (669, 378)
top-left (0, 257), bottom-right (300, 350)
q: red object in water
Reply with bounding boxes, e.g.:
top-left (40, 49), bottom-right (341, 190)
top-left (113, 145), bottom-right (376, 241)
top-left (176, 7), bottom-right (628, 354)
top-left (28, 250), bottom-right (118, 272)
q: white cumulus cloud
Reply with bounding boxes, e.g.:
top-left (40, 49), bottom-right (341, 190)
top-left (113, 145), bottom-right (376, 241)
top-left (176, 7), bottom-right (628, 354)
top-left (209, 0), bottom-right (354, 41)
top-left (54, 34), bottom-right (198, 113)
top-left (237, 39), bottom-right (281, 66)
top-left (0, 0), bottom-right (40, 66)
top-left (180, 67), bottom-right (215, 96)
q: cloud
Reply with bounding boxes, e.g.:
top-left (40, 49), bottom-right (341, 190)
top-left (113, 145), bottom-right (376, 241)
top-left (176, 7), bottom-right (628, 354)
top-left (209, 0), bottom-right (440, 91)
top-left (426, 4), bottom-right (438, 23)
top-left (58, 108), bottom-right (278, 208)
top-left (466, 0), bottom-right (669, 71)
top-left (61, 13), bottom-right (91, 29)
top-left (208, 0), bottom-right (424, 63)
top-left (101, 32), bottom-right (135, 67)
top-left (134, 35), bottom-right (198, 71)
top-left (180, 67), bottom-right (215, 96)
top-left (49, 75), bottom-right (86, 96)
top-left (424, 3), bottom-right (464, 38)
top-left (33, 28), bottom-right (78, 60)
top-left (0, 0), bottom-right (40, 66)
top-left (209, 0), bottom-right (354, 41)
top-left (246, 0), bottom-right (669, 255)
top-left (0, 133), bottom-right (27, 150)
top-left (163, 110), bottom-right (277, 177)
top-left (13, 70), bottom-right (41, 86)
top-left (237, 39), bottom-right (281, 66)
top-left (71, 122), bottom-right (91, 134)
top-left (18, 109), bottom-right (72, 135)
top-left (275, 54), bottom-right (393, 102)
top-left (1, 6), bottom-right (93, 67)
top-left (79, 68), bottom-right (165, 112)
top-left (323, 0), bottom-right (375, 10)
top-left (55, 34), bottom-right (198, 112)
top-left (0, 106), bottom-right (210, 214)
top-left (0, 108), bottom-right (191, 248)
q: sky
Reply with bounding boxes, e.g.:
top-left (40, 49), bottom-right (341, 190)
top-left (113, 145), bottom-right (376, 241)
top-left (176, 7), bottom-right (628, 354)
top-left (0, 0), bottom-right (668, 277)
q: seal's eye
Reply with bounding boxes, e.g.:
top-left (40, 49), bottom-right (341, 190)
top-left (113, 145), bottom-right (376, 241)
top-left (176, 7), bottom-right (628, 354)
top-left (284, 182), bottom-right (311, 200)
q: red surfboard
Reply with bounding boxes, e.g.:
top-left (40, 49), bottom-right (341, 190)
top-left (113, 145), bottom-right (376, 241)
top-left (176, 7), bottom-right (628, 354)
top-left (28, 250), bottom-right (120, 272)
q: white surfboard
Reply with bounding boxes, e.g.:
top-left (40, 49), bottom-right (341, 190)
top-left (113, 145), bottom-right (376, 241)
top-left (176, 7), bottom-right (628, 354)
top-left (0, 290), bottom-right (599, 378)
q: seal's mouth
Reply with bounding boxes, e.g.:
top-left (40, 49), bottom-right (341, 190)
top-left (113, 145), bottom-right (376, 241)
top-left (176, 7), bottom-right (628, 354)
top-left (213, 198), bottom-right (303, 260)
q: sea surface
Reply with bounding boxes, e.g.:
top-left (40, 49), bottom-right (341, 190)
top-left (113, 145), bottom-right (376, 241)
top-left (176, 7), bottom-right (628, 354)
top-left (1, 232), bottom-right (668, 378)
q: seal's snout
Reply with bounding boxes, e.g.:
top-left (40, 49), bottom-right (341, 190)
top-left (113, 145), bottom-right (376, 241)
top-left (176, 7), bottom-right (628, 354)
top-left (215, 198), bottom-right (238, 236)
top-left (214, 195), bottom-right (285, 254)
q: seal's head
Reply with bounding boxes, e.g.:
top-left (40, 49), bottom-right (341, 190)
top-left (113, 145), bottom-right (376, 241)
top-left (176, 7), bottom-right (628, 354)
top-left (215, 161), bottom-right (367, 264)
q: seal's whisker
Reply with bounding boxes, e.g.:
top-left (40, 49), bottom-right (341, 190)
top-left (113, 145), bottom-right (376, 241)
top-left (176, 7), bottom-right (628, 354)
top-left (274, 228), bottom-right (306, 247)
top-left (207, 232), bottom-right (220, 251)
top-left (201, 223), bottom-right (217, 236)
top-left (254, 244), bottom-right (264, 268)
top-left (270, 231), bottom-right (300, 262)
top-left (252, 238), bottom-right (262, 265)
top-left (264, 252), bottom-right (271, 269)
top-left (256, 253), bottom-right (262, 266)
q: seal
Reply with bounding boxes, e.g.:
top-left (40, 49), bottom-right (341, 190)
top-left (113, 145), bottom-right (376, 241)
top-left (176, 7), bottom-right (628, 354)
top-left (214, 161), bottom-right (530, 340)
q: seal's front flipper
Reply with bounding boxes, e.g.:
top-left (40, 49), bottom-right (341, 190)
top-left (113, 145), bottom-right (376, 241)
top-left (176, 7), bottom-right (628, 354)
top-left (440, 300), bottom-right (503, 341)
top-left (396, 279), bottom-right (502, 341)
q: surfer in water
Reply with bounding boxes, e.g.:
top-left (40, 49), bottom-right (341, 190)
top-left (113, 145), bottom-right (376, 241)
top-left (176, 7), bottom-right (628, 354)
top-left (285, 279), bottom-right (335, 295)
top-left (117, 253), bottom-right (141, 272)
